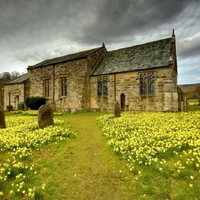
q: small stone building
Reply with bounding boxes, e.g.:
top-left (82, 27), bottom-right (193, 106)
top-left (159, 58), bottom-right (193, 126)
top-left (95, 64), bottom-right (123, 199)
top-left (4, 32), bottom-right (180, 112)
top-left (4, 74), bottom-right (29, 110)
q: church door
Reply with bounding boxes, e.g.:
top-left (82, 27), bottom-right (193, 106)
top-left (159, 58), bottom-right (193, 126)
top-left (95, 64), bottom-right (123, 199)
top-left (120, 93), bottom-right (125, 110)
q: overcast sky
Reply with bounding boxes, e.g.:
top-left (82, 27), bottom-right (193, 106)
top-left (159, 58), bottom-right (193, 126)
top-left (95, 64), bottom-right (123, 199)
top-left (0, 0), bottom-right (200, 84)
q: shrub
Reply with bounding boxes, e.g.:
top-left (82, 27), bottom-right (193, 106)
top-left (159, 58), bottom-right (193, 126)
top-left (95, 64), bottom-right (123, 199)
top-left (25, 97), bottom-right (46, 110)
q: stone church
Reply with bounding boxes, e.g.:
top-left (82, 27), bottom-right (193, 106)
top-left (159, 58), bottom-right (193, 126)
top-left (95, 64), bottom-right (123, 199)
top-left (4, 32), bottom-right (180, 112)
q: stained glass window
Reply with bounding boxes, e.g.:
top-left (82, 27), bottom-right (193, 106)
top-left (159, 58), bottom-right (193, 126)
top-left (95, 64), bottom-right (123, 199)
top-left (140, 73), bottom-right (155, 95)
top-left (97, 77), bottom-right (108, 96)
top-left (148, 75), bottom-right (155, 95)
top-left (97, 79), bottom-right (103, 96)
top-left (103, 78), bottom-right (108, 96)
top-left (140, 75), bottom-right (146, 95)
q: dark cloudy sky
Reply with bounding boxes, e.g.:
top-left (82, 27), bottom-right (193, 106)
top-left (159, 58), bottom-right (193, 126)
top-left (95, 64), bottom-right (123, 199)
top-left (0, 0), bottom-right (200, 84)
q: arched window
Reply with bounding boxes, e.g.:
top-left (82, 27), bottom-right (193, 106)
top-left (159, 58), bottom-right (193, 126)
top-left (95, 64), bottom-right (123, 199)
top-left (97, 78), bottom-right (103, 96)
top-left (140, 73), bottom-right (155, 95)
top-left (148, 75), bottom-right (155, 95)
top-left (140, 75), bottom-right (146, 95)
top-left (97, 77), bottom-right (108, 96)
top-left (103, 78), bottom-right (108, 96)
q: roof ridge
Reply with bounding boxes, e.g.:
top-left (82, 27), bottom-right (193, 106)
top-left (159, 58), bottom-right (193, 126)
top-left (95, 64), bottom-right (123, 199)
top-left (90, 49), bottom-right (108, 75)
top-left (50, 46), bottom-right (102, 60)
top-left (28, 46), bottom-right (103, 69)
top-left (108, 37), bottom-right (172, 53)
top-left (91, 36), bottom-right (173, 76)
top-left (4, 73), bottom-right (30, 85)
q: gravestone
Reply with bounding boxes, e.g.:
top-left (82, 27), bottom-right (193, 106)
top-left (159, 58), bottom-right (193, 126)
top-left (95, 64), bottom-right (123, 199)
top-left (0, 108), bottom-right (6, 128)
top-left (71, 107), bottom-right (76, 114)
top-left (38, 105), bottom-right (53, 129)
top-left (114, 101), bottom-right (121, 118)
top-left (181, 102), bottom-right (184, 112)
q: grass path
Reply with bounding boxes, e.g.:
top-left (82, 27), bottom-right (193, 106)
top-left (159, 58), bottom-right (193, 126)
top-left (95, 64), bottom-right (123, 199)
top-left (33, 113), bottom-right (137, 200)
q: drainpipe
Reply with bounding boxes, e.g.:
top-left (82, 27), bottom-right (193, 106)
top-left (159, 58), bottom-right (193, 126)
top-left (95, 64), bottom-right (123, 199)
top-left (8, 92), bottom-right (11, 106)
top-left (23, 82), bottom-right (26, 110)
top-left (52, 65), bottom-right (55, 110)
top-left (114, 73), bottom-right (116, 101)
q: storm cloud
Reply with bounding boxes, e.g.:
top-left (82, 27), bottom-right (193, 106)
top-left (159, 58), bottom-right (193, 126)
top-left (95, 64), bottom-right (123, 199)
top-left (0, 0), bottom-right (200, 84)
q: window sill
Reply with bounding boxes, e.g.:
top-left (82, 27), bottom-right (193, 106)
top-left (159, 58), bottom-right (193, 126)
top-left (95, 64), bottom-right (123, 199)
top-left (97, 95), bottom-right (108, 98)
top-left (59, 96), bottom-right (67, 99)
top-left (140, 94), bottom-right (155, 96)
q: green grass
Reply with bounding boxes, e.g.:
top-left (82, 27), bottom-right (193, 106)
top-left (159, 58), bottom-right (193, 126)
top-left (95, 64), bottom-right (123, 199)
top-left (188, 99), bottom-right (198, 105)
top-left (187, 99), bottom-right (200, 111)
top-left (1, 111), bottom-right (199, 199)
top-left (27, 112), bottom-right (138, 199)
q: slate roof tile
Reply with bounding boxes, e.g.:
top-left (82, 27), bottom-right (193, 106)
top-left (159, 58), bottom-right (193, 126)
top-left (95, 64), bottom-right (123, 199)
top-left (28, 46), bottom-right (103, 69)
top-left (4, 73), bottom-right (30, 85)
top-left (91, 37), bottom-right (172, 75)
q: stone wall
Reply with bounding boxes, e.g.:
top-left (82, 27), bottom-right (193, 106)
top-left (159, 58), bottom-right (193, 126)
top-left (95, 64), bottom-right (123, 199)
top-left (29, 66), bottom-right (53, 98)
top-left (90, 66), bottom-right (178, 112)
top-left (0, 79), bottom-right (5, 108)
top-left (54, 58), bottom-right (89, 111)
top-left (4, 82), bottom-right (28, 110)
top-left (28, 47), bottom-right (106, 111)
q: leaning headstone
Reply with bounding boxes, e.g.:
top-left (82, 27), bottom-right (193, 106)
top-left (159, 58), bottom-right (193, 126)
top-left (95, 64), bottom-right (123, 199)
top-left (0, 109), bottom-right (6, 128)
top-left (181, 101), bottom-right (184, 112)
top-left (114, 101), bottom-right (121, 118)
top-left (18, 102), bottom-right (25, 110)
top-left (38, 105), bottom-right (53, 129)
top-left (71, 107), bottom-right (76, 114)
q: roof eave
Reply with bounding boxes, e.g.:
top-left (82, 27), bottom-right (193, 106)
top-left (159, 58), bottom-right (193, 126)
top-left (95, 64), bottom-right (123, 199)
top-left (28, 55), bottom-right (87, 69)
top-left (28, 46), bottom-right (104, 69)
top-left (90, 65), bottom-right (170, 76)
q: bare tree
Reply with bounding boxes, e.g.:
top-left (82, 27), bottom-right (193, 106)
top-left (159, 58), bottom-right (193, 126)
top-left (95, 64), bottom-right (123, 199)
top-left (10, 71), bottom-right (20, 80)
top-left (2, 72), bottom-right (11, 80)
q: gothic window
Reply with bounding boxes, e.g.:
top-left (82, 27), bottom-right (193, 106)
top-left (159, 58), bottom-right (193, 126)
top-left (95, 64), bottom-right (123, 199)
top-left (140, 75), bottom-right (147, 95)
top-left (103, 78), bottom-right (108, 96)
top-left (43, 79), bottom-right (49, 97)
top-left (97, 77), bottom-right (108, 96)
top-left (140, 73), bottom-right (155, 95)
top-left (60, 77), bottom-right (67, 96)
top-left (148, 75), bottom-right (155, 95)
top-left (97, 79), bottom-right (103, 96)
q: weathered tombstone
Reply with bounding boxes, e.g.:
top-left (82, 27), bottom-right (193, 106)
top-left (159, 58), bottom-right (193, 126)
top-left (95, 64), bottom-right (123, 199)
top-left (71, 107), bottom-right (76, 114)
top-left (181, 101), bottom-right (184, 112)
top-left (114, 101), bottom-right (121, 118)
top-left (18, 102), bottom-right (25, 110)
top-left (0, 108), bottom-right (6, 128)
top-left (38, 105), bottom-right (53, 129)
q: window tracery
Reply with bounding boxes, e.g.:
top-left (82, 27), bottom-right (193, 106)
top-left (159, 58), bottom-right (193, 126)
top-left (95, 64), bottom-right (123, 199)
top-left (140, 72), bottom-right (155, 95)
top-left (97, 77), bottom-right (108, 96)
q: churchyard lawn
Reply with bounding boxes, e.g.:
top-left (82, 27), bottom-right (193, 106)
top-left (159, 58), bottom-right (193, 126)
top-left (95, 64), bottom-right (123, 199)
top-left (0, 109), bottom-right (200, 199)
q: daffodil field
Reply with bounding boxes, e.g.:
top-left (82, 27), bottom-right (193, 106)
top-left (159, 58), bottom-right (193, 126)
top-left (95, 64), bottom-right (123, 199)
top-left (98, 111), bottom-right (200, 194)
top-left (1, 110), bottom-right (200, 199)
top-left (0, 111), bottom-right (76, 199)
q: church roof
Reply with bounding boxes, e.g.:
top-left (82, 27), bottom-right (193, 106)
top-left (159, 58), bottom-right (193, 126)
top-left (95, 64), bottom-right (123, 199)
top-left (91, 37), bottom-right (172, 76)
top-left (28, 46), bottom-right (103, 69)
top-left (4, 73), bottom-right (30, 85)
